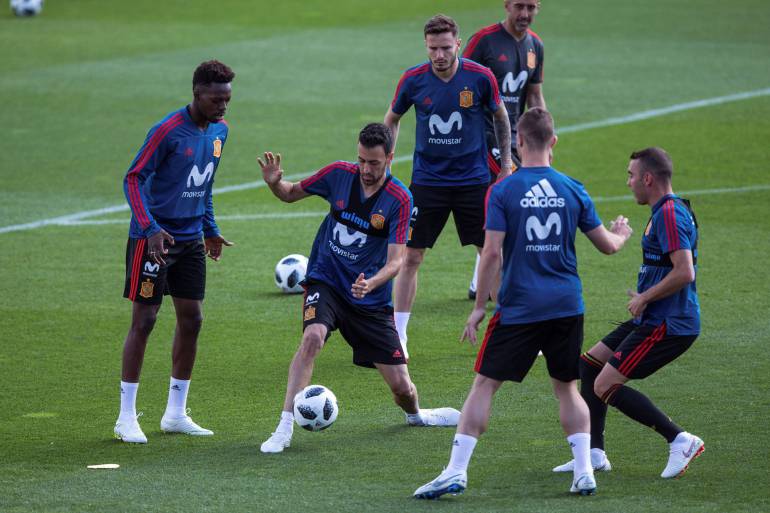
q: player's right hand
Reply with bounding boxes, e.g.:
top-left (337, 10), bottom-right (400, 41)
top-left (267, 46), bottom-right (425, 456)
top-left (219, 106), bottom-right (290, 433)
top-left (461, 307), bottom-right (486, 345)
top-left (147, 229), bottom-right (174, 266)
top-left (610, 215), bottom-right (633, 239)
top-left (257, 151), bottom-right (283, 185)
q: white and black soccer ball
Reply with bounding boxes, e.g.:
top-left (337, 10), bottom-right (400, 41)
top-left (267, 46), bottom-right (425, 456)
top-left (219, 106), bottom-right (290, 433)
top-left (293, 385), bottom-right (338, 431)
top-left (10, 0), bottom-right (43, 17)
top-left (274, 253), bottom-right (307, 294)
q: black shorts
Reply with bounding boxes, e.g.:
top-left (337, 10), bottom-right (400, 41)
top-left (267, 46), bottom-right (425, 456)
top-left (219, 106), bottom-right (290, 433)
top-left (485, 133), bottom-right (522, 184)
top-left (123, 237), bottom-right (206, 305)
top-left (408, 183), bottom-right (488, 249)
top-left (474, 313), bottom-right (584, 382)
top-left (603, 320), bottom-right (697, 379)
top-left (302, 280), bottom-right (407, 368)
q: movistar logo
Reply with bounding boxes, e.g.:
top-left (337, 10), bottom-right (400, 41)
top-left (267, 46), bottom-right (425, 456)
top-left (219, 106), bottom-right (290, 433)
top-left (187, 162), bottom-right (214, 188)
top-left (520, 178), bottom-right (566, 208)
top-left (526, 212), bottom-right (562, 241)
top-left (502, 70), bottom-right (529, 94)
top-left (332, 221), bottom-right (367, 248)
top-left (428, 112), bottom-right (463, 135)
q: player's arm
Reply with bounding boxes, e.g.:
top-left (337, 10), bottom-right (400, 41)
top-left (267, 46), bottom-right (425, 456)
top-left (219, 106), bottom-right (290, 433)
top-left (257, 151), bottom-right (309, 203)
top-left (628, 249), bottom-right (695, 317)
top-left (461, 229), bottom-right (504, 345)
top-left (492, 103), bottom-right (514, 178)
top-left (526, 83), bottom-right (546, 110)
top-left (383, 108), bottom-right (403, 155)
top-left (351, 244), bottom-right (405, 299)
top-left (584, 215), bottom-right (633, 254)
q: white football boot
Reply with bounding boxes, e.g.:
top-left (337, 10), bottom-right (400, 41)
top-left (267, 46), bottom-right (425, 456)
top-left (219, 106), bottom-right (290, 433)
top-left (160, 409), bottom-right (213, 436)
top-left (414, 469), bottom-right (467, 500)
top-left (114, 412), bottom-right (147, 444)
top-left (570, 472), bottom-right (597, 495)
top-left (407, 408), bottom-right (461, 427)
top-left (553, 449), bottom-right (612, 472)
top-left (661, 432), bottom-right (704, 478)
top-left (260, 431), bottom-right (292, 454)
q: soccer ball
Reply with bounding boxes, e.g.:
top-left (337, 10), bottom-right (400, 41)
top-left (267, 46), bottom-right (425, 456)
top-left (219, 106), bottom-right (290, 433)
top-left (274, 254), bottom-right (307, 294)
top-left (10, 0), bottom-right (43, 16)
top-left (293, 385), bottom-right (338, 431)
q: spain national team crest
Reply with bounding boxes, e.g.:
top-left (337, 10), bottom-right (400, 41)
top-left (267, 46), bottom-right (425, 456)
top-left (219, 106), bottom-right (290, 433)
top-left (370, 213), bottom-right (385, 230)
top-left (139, 279), bottom-right (154, 299)
top-left (527, 49), bottom-right (537, 70)
top-left (212, 138), bottom-right (222, 158)
top-left (304, 306), bottom-right (316, 321)
top-left (459, 89), bottom-right (474, 108)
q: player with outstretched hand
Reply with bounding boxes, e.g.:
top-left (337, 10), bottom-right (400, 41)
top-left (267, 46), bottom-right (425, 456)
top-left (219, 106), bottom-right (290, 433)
top-left (258, 123), bottom-right (460, 454)
top-left (414, 108), bottom-right (633, 499)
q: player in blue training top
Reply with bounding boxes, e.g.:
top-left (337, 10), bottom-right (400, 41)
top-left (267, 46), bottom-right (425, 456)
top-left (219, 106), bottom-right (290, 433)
top-left (554, 147), bottom-right (704, 479)
top-left (462, 0), bottom-right (546, 300)
top-left (257, 124), bottom-right (461, 454)
top-left (114, 60), bottom-right (235, 444)
top-left (414, 109), bottom-right (633, 500)
top-left (384, 14), bottom-right (514, 359)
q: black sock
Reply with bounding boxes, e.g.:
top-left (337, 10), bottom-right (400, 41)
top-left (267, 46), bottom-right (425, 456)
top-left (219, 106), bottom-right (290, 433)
top-left (605, 385), bottom-right (683, 443)
top-left (579, 354), bottom-right (607, 450)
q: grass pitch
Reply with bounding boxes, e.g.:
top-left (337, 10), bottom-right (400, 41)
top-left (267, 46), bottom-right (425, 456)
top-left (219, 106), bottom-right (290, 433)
top-left (1, 1), bottom-right (769, 512)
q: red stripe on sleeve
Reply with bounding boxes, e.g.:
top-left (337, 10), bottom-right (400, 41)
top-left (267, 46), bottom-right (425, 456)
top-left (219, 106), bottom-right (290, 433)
top-left (300, 161), bottom-right (357, 190)
top-left (385, 183), bottom-right (410, 243)
top-left (390, 64), bottom-right (429, 108)
top-left (663, 201), bottom-right (680, 251)
top-left (126, 114), bottom-right (183, 228)
top-left (462, 24), bottom-right (501, 59)
top-left (527, 28), bottom-right (542, 42)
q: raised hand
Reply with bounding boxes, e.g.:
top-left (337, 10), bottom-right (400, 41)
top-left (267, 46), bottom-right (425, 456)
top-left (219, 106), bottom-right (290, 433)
top-left (257, 151), bottom-right (283, 185)
top-left (610, 215), bottom-right (633, 240)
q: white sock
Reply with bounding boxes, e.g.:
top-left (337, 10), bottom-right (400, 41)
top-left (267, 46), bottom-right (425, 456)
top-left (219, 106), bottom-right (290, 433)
top-left (590, 447), bottom-right (607, 465)
top-left (277, 411), bottom-right (294, 434)
top-left (568, 433), bottom-right (592, 476)
top-left (470, 254), bottom-right (480, 291)
top-left (164, 377), bottom-right (190, 419)
top-left (394, 312), bottom-right (410, 343)
top-left (447, 433), bottom-right (478, 473)
top-left (120, 381), bottom-right (138, 418)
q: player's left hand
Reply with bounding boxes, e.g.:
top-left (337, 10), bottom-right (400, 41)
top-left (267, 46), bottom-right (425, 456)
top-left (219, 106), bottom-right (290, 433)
top-left (461, 307), bottom-right (486, 345)
top-left (205, 234), bottom-right (234, 261)
top-left (627, 289), bottom-right (647, 317)
top-left (351, 273), bottom-right (370, 299)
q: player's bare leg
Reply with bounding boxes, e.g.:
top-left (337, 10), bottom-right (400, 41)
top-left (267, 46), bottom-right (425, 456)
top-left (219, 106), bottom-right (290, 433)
top-left (414, 374), bottom-right (501, 499)
top-left (377, 363), bottom-right (460, 426)
top-left (115, 302), bottom-right (160, 443)
top-left (261, 323), bottom-right (328, 453)
top-left (161, 297), bottom-right (212, 435)
top-left (393, 247), bottom-right (425, 358)
top-left (551, 378), bottom-right (596, 495)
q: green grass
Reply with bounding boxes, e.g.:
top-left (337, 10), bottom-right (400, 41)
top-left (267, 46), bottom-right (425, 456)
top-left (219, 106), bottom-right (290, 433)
top-left (1, 1), bottom-right (769, 512)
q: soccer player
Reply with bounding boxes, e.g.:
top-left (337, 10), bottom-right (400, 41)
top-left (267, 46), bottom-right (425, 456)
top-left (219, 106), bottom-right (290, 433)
top-left (462, 0), bottom-right (546, 300)
top-left (413, 108), bottom-right (633, 499)
top-left (114, 60), bottom-right (235, 444)
top-left (553, 148), bottom-right (704, 478)
top-left (258, 124), bottom-right (461, 454)
top-left (385, 14), bottom-right (513, 358)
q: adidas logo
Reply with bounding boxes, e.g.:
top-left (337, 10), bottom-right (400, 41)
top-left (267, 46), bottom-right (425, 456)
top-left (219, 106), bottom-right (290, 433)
top-left (171, 384), bottom-right (181, 391)
top-left (422, 96), bottom-right (432, 105)
top-left (392, 349), bottom-right (403, 358)
top-left (520, 178), bottom-right (565, 208)
top-left (498, 53), bottom-right (508, 62)
top-left (614, 352), bottom-right (622, 360)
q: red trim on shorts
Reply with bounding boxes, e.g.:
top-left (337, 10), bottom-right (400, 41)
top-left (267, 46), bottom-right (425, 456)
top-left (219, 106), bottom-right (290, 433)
top-left (474, 312), bottom-right (501, 372)
top-left (618, 323), bottom-right (667, 376)
top-left (128, 239), bottom-right (146, 301)
top-left (487, 152), bottom-right (501, 176)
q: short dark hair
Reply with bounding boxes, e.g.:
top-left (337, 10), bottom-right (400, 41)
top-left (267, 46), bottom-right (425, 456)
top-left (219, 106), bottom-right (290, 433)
top-left (630, 147), bottom-right (673, 180)
top-left (516, 107), bottom-right (554, 150)
top-left (359, 123), bottom-right (393, 155)
top-left (193, 60), bottom-right (235, 88)
top-left (424, 14), bottom-right (459, 37)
